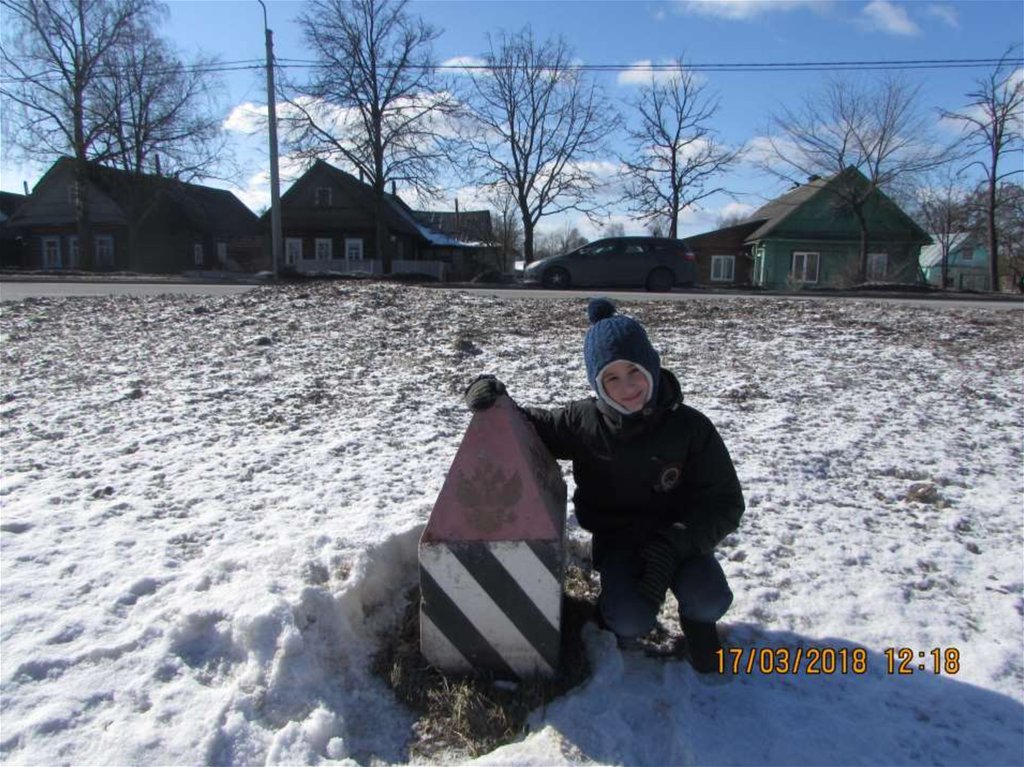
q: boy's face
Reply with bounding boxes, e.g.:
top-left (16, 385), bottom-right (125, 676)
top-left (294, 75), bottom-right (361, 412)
top-left (600, 360), bottom-right (651, 413)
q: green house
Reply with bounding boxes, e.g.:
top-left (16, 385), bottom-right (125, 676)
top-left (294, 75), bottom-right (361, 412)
top-left (744, 168), bottom-right (932, 290)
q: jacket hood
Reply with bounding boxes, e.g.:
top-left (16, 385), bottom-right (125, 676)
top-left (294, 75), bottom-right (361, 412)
top-left (595, 368), bottom-right (683, 438)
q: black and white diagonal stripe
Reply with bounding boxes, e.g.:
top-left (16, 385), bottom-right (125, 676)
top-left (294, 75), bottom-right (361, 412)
top-left (420, 540), bottom-right (563, 678)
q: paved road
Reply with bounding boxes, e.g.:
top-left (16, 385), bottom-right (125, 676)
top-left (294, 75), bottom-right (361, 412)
top-left (0, 281), bottom-right (260, 301)
top-left (451, 286), bottom-right (1024, 311)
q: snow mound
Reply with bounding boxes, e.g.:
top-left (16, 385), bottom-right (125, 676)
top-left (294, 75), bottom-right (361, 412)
top-left (1, 283), bottom-right (1022, 765)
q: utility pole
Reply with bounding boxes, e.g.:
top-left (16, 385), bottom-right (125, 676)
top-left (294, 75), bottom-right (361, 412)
top-left (259, 0), bottom-right (283, 277)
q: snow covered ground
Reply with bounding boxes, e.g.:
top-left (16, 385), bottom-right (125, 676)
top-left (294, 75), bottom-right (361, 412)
top-left (1, 282), bottom-right (1021, 766)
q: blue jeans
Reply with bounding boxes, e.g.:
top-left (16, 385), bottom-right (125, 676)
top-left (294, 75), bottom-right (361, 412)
top-left (596, 547), bottom-right (733, 639)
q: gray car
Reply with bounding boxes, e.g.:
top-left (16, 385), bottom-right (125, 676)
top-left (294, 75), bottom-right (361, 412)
top-left (523, 237), bottom-right (696, 291)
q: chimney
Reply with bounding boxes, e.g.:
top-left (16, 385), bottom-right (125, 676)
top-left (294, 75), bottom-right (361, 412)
top-left (23, 181), bottom-right (29, 195)
top-left (455, 198), bottom-right (460, 232)
top-left (392, 180), bottom-right (396, 195)
top-left (155, 154), bottom-right (162, 176)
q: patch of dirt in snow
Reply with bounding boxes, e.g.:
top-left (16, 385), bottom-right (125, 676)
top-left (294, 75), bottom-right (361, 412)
top-left (1, 283), bottom-right (1022, 765)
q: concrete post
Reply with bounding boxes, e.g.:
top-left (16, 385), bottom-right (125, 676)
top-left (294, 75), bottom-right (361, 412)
top-left (419, 396), bottom-right (567, 678)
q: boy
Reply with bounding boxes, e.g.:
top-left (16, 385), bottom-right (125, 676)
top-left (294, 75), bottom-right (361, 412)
top-left (465, 298), bottom-right (744, 673)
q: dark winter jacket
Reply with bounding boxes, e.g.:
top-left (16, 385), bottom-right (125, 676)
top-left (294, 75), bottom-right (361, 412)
top-left (521, 369), bottom-right (744, 565)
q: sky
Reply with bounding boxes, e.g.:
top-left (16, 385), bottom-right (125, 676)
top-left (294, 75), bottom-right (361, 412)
top-left (1, 0), bottom-right (1022, 239)
top-left (1, 282), bottom-right (1021, 764)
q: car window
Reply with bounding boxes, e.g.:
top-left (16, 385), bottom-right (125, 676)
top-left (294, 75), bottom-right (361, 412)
top-left (623, 244), bottom-right (646, 255)
top-left (585, 243), bottom-right (617, 256)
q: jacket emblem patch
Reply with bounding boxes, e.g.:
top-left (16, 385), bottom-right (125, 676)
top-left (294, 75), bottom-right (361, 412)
top-left (654, 464), bottom-right (682, 493)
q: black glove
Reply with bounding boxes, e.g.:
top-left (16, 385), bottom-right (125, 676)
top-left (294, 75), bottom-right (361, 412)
top-left (464, 374), bottom-right (506, 411)
top-left (636, 536), bottom-right (679, 606)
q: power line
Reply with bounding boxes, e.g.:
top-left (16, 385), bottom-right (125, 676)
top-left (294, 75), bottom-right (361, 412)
top-left (3, 55), bottom-right (1020, 86)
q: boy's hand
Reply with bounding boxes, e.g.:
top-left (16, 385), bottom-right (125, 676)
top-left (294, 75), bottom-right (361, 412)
top-left (637, 537), bottom-right (678, 606)
top-left (464, 374), bottom-right (506, 411)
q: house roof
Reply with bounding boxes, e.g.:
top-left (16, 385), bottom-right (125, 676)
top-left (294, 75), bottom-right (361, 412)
top-left (742, 177), bottom-right (830, 241)
top-left (0, 191), bottom-right (26, 220)
top-left (413, 210), bottom-right (494, 245)
top-left (740, 167), bottom-right (930, 244)
top-left (10, 156), bottom-right (258, 233)
top-left (919, 233), bottom-right (974, 267)
top-left (277, 160), bottom-right (486, 248)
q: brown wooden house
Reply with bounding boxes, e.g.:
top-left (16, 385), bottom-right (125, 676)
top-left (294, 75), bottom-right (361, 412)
top-left (681, 220), bottom-right (762, 287)
top-left (8, 157), bottom-right (262, 274)
top-left (270, 160), bottom-right (500, 281)
top-left (0, 191), bottom-right (27, 268)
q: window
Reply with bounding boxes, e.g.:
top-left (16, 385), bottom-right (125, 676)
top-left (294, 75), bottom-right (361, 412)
top-left (95, 235), bottom-right (114, 267)
top-left (959, 248), bottom-right (973, 262)
top-left (194, 243), bottom-right (204, 266)
top-left (791, 251), bottom-right (820, 283)
top-left (285, 237), bottom-right (302, 265)
top-left (315, 238), bottom-right (333, 260)
top-left (67, 236), bottom-right (79, 268)
top-left (345, 238), bottom-right (364, 261)
top-left (67, 184), bottom-right (80, 207)
top-left (217, 242), bottom-right (228, 265)
top-left (867, 252), bottom-right (888, 281)
top-left (711, 255), bottom-right (735, 282)
top-left (42, 237), bottom-right (61, 269)
top-left (315, 187), bottom-right (332, 207)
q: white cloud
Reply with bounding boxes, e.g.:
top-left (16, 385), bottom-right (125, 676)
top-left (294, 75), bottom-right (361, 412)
top-left (925, 3), bottom-right (958, 28)
top-left (617, 60), bottom-right (698, 87)
top-left (715, 200), bottom-right (757, 221)
top-left (223, 102), bottom-right (267, 134)
top-left (441, 55), bottom-right (490, 77)
top-left (675, 0), bottom-right (822, 21)
top-left (861, 0), bottom-right (920, 36)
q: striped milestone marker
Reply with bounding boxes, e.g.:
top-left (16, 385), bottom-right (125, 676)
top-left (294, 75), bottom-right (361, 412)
top-left (419, 395), bottom-right (567, 678)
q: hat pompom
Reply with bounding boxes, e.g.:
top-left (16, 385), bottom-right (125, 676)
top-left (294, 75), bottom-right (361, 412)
top-left (587, 297), bottom-right (617, 325)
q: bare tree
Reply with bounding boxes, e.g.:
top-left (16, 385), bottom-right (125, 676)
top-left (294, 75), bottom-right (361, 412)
top-left (759, 74), bottom-right (953, 282)
top-left (940, 48), bottom-right (1023, 292)
top-left (534, 221), bottom-right (587, 260)
top-left (619, 63), bottom-right (740, 239)
top-left (964, 181), bottom-right (1024, 292)
top-left (604, 222), bottom-right (626, 237)
top-left (488, 192), bottom-right (523, 272)
top-left (94, 28), bottom-right (226, 181)
top-left (913, 168), bottom-right (972, 289)
top-left (285, 0), bottom-right (455, 273)
top-left (459, 27), bottom-right (617, 264)
top-left (1, 0), bottom-right (157, 267)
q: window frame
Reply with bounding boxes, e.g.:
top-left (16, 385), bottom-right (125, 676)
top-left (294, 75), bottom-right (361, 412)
top-left (95, 235), bottom-right (114, 267)
top-left (867, 252), bottom-right (888, 281)
top-left (791, 251), bottom-right (820, 284)
top-left (42, 236), bottom-right (61, 268)
top-left (345, 238), bottom-right (364, 261)
top-left (315, 187), bottom-right (332, 207)
top-left (285, 237), bottom-right (303, 264)
top-left (710, 254), bottom-right (735, 282)
top-left (315, 237), bottom-right (333, 260)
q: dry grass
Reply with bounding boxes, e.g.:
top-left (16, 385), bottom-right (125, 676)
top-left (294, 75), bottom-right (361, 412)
top-left (371, 565), bottom-right (599, 762)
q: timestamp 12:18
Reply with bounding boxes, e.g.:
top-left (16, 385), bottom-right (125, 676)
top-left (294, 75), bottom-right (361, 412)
top-left (884, 647), bottom-right (960, 675)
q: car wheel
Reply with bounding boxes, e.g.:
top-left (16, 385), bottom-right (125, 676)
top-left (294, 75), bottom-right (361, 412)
top-left (543, 267), bottom-right (570, 289)
top-left (645, 267), bottom-right (674, 292)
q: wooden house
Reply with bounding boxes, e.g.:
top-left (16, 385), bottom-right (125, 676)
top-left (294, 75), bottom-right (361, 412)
top-left (271, 160), bottom-right (499, 281)
top-left (737, 168), bottom-right (931, 290)
top-left (681, 220), bottom-right (762, 287)
top-left (0, 191), bottom-right (27, 268)
top-left (920, 233), bottom-right (991, 291)
top-left (7, 157), bottom-right (262, 274)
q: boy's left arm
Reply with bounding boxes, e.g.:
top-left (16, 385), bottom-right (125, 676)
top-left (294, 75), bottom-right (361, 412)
top-left (659, 418), bottom-right (745, 560)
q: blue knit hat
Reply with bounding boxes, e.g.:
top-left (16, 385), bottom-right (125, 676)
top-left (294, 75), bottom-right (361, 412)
top-left (583, 298), bottom-right (660, 414)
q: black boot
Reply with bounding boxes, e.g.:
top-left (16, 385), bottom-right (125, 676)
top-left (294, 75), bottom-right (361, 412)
top-left (679, 618), bottom-right (722, 674)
